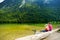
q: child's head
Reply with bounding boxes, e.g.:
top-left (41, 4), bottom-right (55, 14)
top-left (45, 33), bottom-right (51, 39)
top-left (48, 22), bottom-right (51, 24)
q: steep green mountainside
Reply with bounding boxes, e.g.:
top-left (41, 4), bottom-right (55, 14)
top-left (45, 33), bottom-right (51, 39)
top-left (0, 0), bottom-right (60, 23)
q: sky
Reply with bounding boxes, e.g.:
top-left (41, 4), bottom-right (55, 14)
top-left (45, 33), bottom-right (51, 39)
top-left (0, 0), bottom-right (4, 3)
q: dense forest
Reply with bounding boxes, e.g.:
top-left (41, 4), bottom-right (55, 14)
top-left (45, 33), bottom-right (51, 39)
top-left (0, 0), bottom-right (60, 23)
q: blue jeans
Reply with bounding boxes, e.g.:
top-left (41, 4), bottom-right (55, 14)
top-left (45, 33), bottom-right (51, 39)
top-left (41, 30), bottom-right (48, 32)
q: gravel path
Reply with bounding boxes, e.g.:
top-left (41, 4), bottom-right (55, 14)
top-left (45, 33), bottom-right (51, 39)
top-left (44, 32), bottom-right (60, 40)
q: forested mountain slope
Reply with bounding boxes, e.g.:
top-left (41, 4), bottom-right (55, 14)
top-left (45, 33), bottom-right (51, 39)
top-left (0, 0), bottom-right (60, 23)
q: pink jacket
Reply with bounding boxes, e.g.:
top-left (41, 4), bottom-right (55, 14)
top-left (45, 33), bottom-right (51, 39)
top-left (48, 24), bottom-right (53, 31)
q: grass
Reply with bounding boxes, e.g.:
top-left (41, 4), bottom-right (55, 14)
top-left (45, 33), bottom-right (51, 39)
top-left (0, 23), bottom-right (59, 40)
